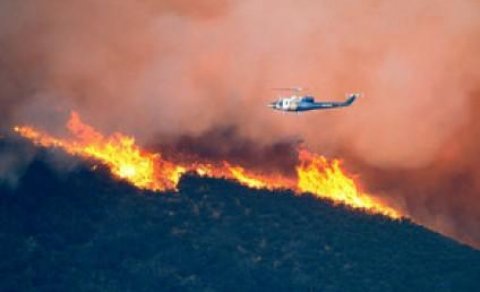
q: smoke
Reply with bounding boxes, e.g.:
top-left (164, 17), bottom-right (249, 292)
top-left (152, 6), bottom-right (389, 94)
top-left (0, 139), bottom-right (35, 188)
top-left (154, 125), bottom-right (301, 177)
top-left (349, 91), bottom-right (480, 247)
top-left (1, 0), bottom-right (480, 247)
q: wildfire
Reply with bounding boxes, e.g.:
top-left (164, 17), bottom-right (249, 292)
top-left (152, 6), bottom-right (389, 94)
top-left (13, 111), bottom-right (401, 219)
top-left (14, 112), bottom-right (185, 191)
top-left (296, 150), bottom-right (400, 218)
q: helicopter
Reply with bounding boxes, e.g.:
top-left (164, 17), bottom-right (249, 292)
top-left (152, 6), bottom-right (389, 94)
top-left (268, 87), bottom-right (359, 112)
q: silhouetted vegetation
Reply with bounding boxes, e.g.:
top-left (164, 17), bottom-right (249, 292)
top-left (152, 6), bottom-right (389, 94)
top-left (0, 143), bottom-right (479, 291)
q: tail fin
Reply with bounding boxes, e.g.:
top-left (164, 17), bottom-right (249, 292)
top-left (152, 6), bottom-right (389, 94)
top-left (344, 93), bottom-right (359, 106)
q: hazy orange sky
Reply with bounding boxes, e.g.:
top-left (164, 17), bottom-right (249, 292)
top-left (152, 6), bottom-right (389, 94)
top-left (1, 0), bottom-right (480, 247)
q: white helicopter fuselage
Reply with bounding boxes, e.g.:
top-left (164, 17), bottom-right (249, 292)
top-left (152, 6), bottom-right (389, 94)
top-left (268, 94), bottom-right (358, 112)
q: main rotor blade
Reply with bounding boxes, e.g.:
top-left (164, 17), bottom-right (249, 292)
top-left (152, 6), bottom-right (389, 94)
top-left (272, 87), bottom-right (305, 92)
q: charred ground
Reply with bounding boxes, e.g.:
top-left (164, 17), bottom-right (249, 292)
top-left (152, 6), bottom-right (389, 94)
top-left (0, 139), bottom-right (479, 291)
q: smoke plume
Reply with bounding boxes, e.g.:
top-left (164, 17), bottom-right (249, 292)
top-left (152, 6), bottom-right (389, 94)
top-left (1, 0), bottom-right (480, 247)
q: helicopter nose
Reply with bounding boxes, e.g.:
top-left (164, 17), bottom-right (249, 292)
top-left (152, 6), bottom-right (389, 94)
top-left (267, 102), bottom-right (276, 108)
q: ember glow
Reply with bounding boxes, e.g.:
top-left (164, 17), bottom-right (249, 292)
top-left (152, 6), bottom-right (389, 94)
top-left (14, 112), bottom-right (400, 219)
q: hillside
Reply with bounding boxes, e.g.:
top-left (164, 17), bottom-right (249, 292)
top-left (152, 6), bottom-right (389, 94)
top-left (0, 144), bottom-right (479, 291)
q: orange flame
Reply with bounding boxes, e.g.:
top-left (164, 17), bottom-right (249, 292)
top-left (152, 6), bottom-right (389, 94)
top-left (14, 112), bottom-right (185, 191)
top-left (13, 111), bottom-right (401, 219)
top-left (296, 150), bottom-right (400, 218)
